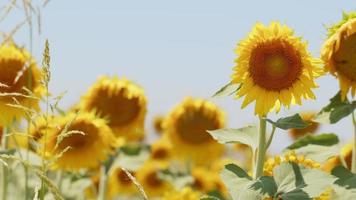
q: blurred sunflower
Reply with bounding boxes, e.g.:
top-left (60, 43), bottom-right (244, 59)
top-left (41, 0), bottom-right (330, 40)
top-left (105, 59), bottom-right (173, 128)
top-left (321, 12), bottom-right (356, 99)
top-left (289, 112), bottom-right (320, 139)
top-left (79, 76), bottom-right (147, 141)
top-left (232, 22), bottom-right (322, 116)
top-left (162, 187), bottom-right (200, 200)
top-left (136, 162), bottom-right (172, 198)
top-left (107, 167), bottom-right (137, 198)
top-left (324, 143), bottom-right (353, 172)
top-left (191, 166), bottom-right (215, 193)
top-left (149, 137), bottom-right (173, 167)
top-left (29, 115), bottom-right (55, 141)
top-left (0, 43), bottom-right (44, 125)
top-left (264, 151), bottom-right (321, 176)
top-left (153, 115), bottom-right (165, 134)
top-left (164, 97), bottom-right (225, 166)
top-left (42, 112), bottom-right (116, 170)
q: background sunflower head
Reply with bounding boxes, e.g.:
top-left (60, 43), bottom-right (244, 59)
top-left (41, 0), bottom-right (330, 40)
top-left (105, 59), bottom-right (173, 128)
top-left (164, 97), bottom-right (225, 166)
top-left (42, 112), bottom-right (116, 170)
top-left (0, 43), bottom-right (44, 125)
top-left (321, 12), bottom-right (356, 100)
top-left (79, 76), bottom-right (147, 142)
top-left (288, 112), bottom-right (320, 140)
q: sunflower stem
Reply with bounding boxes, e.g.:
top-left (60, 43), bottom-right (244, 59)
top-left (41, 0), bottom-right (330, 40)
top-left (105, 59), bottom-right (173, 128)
top-left (351, 112), bottom-right (356, 173)
top-left (255, 116), bottom-right (267, 179)
top-left (98, 165), bottom-right (108, 200)
top-left (1, 126), bottom-right (8, 200)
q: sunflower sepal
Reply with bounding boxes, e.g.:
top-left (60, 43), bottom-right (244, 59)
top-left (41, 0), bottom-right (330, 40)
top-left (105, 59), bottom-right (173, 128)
top-left (212, 82), bottom-right (241, 98)
top-left (331, 165), bottom-right (356, 189)
top-left (315, 91), bottom-right (356, 124)
top-left (266, 114), bottom-right (309, 130)
top-left (286, 133), bottom-right (339, 150)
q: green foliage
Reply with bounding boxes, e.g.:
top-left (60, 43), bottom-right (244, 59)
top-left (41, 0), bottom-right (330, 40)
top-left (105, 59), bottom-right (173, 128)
top-left (266, 114), bottom-right (308, 130)
top-left (212, 82), bottom-right (241, 98)
top-left (332, 166), bottom-right (356, 189)
top-left (287, 133), bottom-right (339, 150)
top-left (220, 164), bottom-right (262, 200)
top-left (208, 126), bottom-right (258, 152)
top-left (293, 144), bottom-right (339, 163)
top-left (316, 92), bottom-right (356, 124)
top-left (250, 176), bottom-right (277, 197)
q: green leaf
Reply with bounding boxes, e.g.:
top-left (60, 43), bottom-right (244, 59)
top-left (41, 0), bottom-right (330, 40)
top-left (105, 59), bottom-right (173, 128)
top-left (250, 176), bottom-right (277, 197)
top-left (332, 166), bottom-right (356, 189)
top-left (317, 91), bottom-right (356, 124)
top-left (300, 167), bottom-right (336, 197)
top-left (0, 149), bottom-right (16, 155)
top-left (267, 114), bottom-right (308, 130)
top-left (287, 133), bottom-right (339, 150)
top-left (225, 164), bottom-right (252, 180)
top-left (273, 162), bottom-right (335, 198)
top-left (330, 185), bottom-right (356, 200)
top-left (293, 144), bottom-right (339, 163)
top-left (212, 82), bottom-right (241, 98)
top-left (220, 164), bottom-right (261, 200)
top-left (280, 188), bottom-right (310, 200)
top-left (200, 196), bottom-right (221, 200)
top-left (274, 163), bottom-right (298, 194)
top-left (208, 126), bottom-right (258, 152)
top-left (330, 103), bottom-right (356, 124)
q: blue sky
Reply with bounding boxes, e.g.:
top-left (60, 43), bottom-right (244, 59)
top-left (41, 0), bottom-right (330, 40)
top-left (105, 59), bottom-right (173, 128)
top-left (2, 0), bottom-right (355, 153)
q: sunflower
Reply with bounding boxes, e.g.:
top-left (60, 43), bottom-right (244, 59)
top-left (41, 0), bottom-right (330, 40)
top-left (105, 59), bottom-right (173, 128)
top-left (324, 143), bottom-right (353, 172)
top-left (107, 167), bottom-right (138, 198)
top-left (321, 12), bottom-right (356, 99)
top-left (0, 43), bottom-right (44, 125)
top-left (148, 137), bottom-right (173, 167)
top-left (79, 76), bottom-right (147, 141)
top-left (162, 187), bottom-right (201, 200)
top-left (29, 115), bottom-right (56, 141)
top-left (164, 97), bottom-right (225, 166)
top-left (136, 162), bottom-right (172, 198)
top-left (232, 22), bottom-right (322, 116)
top-left (191, 166), bottom-right (216, 193)
top-left (289, 112), bottom-right (320, 139)
top-left (153, 115), bottom-right (165, 134)
top-left (41, 112), bottom-right (116, 170)
top-left (264, 151), bottom-right (321, 176)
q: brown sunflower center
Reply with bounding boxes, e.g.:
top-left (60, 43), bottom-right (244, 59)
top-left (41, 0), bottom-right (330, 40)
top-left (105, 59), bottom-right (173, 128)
top-left (57, 120), bottom-right (98, 151)
top-left (87, 88), bottom-right (141, 127)
top-left (176, 110), bottom-right (220, 144)
top-left (333, 33), bottom-right (356, 81)
top-left (151, 147), bottom-right (169, 159)
top-left (0, 58), bottom-right (35, 95)
top-left (117, 170), bottom-right (134, 185)
top-left (249, 39), bottom-right (302, 91)
top-left (146, 171), bottom-right (163, 187)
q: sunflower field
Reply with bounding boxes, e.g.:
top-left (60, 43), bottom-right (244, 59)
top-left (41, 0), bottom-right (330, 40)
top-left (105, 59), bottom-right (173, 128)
top-left (0, 1), bottom-right (356, 200)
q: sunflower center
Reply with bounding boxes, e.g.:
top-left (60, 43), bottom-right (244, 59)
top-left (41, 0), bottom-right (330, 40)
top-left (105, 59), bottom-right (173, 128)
top-left (87, 88), bottom-right (141, 127)
top-left (0, 58), bottom-right (35, 95)
top-left (57, 121), bottom-right (97, 151)
top-left (249, 39), bottom-right (302, 91)
top-left (146, 171), bottom-right (163, 187)
top-left (333, 33), bottom-right (356, 81)
top-left (176, 111), bottom-right (219, 144)
top-left (152, 148), bottom-right (169, 160)
top-left (117, 170), bottom-right (134, 185)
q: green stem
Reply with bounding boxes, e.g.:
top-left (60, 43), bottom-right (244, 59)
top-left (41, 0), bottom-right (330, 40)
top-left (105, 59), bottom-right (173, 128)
top-left (2, 127), bottom-right (8, 200)
top-left (98, 166), bottom-right (108, 200)
top-left (265, 126), bottom-right (276, 151)
top-left (255, 116), bottom-right (267, 179)
top-left (352, 112), bottom-right (356, 173)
